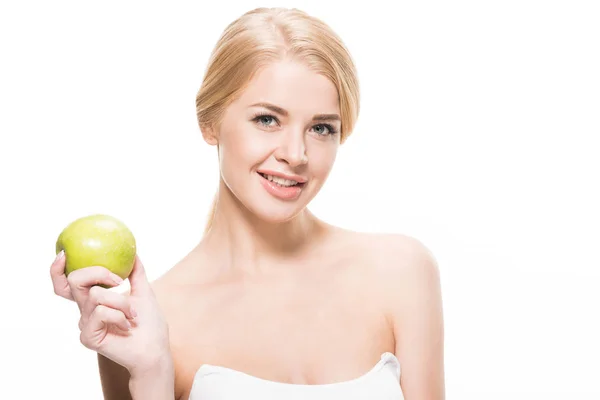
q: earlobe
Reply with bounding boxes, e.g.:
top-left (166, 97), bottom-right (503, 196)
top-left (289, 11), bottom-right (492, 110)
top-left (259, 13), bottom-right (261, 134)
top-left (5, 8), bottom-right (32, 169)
top-left (201, 124), bottom-right (219, 146)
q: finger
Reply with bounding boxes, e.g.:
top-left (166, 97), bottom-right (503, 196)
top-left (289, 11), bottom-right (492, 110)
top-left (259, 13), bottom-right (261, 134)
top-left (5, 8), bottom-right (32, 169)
top-left (80, 305), bottom-right (131, 350)
top-left (82, 286), bottom-right (136, 325)
top-left (67, 266), bottom-right (124, 309)
top-left (50, 250), bottom-right (73, 300)
top-left (128, 255), bottom-right (151, 296)
top-left (91, 305), bottom-right (131, 332)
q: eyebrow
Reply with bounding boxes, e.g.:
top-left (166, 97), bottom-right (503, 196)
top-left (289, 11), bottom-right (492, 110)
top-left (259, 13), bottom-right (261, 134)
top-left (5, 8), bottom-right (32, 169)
top-left (250, 102), bottom-right (341, 122)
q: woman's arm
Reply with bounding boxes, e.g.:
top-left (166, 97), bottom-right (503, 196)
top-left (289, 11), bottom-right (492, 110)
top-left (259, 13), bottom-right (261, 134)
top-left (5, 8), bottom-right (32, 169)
top-left (382, 235), bottom-right (446, 399)
top-left (98, 354), bottom-right (132, 400)
top-left (98, 353), bottom-right (176, 400)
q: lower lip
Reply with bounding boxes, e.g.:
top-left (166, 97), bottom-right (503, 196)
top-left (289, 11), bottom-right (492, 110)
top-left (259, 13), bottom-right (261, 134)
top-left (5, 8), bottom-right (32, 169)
top-left (258, 173), bottom-right (304, 200)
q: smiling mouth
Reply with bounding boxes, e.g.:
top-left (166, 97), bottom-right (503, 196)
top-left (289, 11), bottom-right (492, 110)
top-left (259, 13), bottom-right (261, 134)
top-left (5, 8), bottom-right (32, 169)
top-left (257, 172), bottom-right (306, 188)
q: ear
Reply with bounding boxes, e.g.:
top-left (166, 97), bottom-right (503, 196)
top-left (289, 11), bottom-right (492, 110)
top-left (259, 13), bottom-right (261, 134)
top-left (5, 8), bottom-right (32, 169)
top-left (200, 124), bottom-right (219, 146)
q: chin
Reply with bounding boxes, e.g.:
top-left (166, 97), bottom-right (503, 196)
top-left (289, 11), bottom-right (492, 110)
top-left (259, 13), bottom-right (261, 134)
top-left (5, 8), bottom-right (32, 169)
top-left (249, 200), bottom-right (308, 224)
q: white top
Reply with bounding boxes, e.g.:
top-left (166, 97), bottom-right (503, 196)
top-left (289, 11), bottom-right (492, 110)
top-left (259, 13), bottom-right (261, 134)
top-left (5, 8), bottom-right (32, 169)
top-left (189, 352), bottom-right (404, 399)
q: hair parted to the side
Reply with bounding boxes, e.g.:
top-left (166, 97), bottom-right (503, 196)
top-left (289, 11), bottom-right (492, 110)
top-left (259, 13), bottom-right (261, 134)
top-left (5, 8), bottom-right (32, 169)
top-left (196, 7), bottom-right (360, 236)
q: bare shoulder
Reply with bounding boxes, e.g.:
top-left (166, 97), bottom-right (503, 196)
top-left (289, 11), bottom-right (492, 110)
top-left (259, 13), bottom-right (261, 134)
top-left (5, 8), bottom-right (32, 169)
top-left (374, 232), bottom-right (441, 306)
top-left (148, 253), bottom-right (200, 315)
top-left (365, 231), bottom-right (442, 311)
top-left (345, 230), bottom-right (445, 397)
top-left (337, 228), bottom-right (440, 279)
top-left (335, 228), bottom-right (443, 316)
top-left (372, 232), bottom-right (440, 280)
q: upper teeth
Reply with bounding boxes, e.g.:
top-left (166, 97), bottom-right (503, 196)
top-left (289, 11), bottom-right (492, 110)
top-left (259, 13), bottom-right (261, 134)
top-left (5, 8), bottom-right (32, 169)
top-left (264, 174), bottom-right (298, 186)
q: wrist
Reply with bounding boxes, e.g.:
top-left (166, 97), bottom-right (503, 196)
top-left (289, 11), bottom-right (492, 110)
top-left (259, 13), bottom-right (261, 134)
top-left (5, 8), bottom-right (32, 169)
top-left (129, 353), bottom-right (174, 379)
top-left (128, 355), bottom-right (175, 400)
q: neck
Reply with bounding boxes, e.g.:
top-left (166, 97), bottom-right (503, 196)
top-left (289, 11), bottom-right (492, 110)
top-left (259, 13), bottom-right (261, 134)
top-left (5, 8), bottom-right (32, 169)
top-left (200, 180), bottom-right (327, 275)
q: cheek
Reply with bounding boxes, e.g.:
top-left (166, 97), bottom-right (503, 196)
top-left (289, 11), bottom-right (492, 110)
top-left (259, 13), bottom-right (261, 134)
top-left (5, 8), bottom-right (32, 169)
top-left (308, 142), bottom-right (338, 178)
top-left (218, 125), bottom-right (272, 175)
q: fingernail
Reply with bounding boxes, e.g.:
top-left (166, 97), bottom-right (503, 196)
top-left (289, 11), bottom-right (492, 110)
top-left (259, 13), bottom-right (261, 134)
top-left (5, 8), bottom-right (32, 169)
top-left (125, 320), bottom-right (132, 330)
top-left (110, 273), bottom-right (123, 284)
top-left (55, 250), bottom-right (64, 261)
top-left (130, 307), bottom-right (137, 319)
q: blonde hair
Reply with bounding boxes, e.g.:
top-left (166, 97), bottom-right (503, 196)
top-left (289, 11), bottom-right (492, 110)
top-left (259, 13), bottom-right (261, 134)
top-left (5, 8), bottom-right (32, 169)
top-left (196, 7), bottom-right (360, 235)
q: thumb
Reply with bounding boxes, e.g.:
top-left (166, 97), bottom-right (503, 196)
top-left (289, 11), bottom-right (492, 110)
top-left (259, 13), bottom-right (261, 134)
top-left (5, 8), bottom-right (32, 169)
top-left (128, 254), bottom-right (151, 295)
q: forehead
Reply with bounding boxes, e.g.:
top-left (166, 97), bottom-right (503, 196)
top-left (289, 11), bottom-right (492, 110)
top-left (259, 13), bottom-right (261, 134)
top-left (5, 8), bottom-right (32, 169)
top-left (235, 60), bottom-right (340, 115)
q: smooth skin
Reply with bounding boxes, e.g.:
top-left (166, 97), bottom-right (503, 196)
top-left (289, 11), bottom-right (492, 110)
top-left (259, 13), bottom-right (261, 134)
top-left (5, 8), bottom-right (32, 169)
top-left (50, 59), bottom-right (445, 400)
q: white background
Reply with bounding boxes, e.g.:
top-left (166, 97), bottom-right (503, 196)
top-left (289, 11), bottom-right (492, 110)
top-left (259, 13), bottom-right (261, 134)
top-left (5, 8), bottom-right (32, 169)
top-left (1, 1), bottom-right (599, 399)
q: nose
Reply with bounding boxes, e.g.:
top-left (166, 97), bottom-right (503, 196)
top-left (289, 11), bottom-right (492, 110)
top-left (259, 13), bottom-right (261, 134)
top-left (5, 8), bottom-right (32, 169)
top-left (274, 129), bottom-right (308, 167)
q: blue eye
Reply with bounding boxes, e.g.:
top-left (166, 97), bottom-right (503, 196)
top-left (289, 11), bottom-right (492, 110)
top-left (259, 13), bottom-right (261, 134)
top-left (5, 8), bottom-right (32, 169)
top-left (259, 116), bottom-right (275, 125)
top-left (312, 124), bottom-right (337, 136)
top-left (255, 115), bottom-right (277, 127)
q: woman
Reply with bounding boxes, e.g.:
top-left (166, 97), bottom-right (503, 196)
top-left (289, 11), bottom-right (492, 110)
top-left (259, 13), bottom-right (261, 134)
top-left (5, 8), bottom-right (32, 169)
top-left (50, 7), bottom-right (445, 400)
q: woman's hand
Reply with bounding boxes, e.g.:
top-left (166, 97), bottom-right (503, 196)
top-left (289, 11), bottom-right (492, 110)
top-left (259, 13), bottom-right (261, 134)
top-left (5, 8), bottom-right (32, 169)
top-left (50, 251), bottom-right (172, 379)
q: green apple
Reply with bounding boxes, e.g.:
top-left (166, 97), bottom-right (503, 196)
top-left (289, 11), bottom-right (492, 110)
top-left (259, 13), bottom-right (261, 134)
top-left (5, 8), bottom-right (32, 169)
top-left (56, 214), bottom-right (136, 280)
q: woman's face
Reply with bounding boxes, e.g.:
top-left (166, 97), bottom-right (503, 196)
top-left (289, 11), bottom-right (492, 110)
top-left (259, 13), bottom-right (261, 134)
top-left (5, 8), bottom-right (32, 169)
top-left (207, 59), bottom-right (342, 223)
